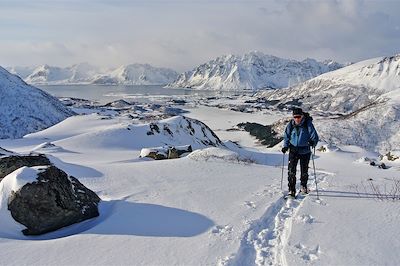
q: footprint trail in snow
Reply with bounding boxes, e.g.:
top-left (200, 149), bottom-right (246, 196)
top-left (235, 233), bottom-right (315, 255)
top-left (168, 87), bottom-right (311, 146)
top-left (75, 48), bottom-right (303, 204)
top-left (221, 171), bottom-right (332, 266)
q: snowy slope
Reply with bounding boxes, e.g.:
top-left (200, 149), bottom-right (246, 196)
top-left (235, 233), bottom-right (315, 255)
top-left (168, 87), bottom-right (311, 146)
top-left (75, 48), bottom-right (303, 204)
top-left (91, 64), bottom-right (178, 85)
top-left (25, 115), bottom-right (223, 153)
top-left (167, 51), bottom-right (343, 91)
top-left (257, 54), bottom-right (400, 112)
top-left (0, 105), bottom-right (399, 265)
top-left (257, 54), bottom-right (400, 153)
top-left (0, 66), bottom-right (74, 139)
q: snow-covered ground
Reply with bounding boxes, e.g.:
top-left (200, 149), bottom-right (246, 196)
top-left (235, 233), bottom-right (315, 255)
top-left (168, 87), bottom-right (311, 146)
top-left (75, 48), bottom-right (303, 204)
top-left (0, 101), bottom-right (399, 266)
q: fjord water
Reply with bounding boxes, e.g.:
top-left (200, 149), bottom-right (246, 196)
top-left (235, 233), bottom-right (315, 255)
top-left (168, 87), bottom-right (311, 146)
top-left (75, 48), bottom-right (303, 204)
top-left (37, 84), bottom-right (244, 104)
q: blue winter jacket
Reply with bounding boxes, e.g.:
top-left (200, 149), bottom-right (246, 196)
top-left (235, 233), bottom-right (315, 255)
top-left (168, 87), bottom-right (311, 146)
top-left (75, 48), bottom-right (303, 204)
top-left (283, 116), bottom-right (319, 154)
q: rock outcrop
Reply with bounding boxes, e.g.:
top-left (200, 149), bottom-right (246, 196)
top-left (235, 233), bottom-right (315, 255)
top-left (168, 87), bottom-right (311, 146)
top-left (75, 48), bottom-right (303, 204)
top-left (140, 145), bottom-right (193, 160)
top-left (7, 165), bottom-right (101, 235)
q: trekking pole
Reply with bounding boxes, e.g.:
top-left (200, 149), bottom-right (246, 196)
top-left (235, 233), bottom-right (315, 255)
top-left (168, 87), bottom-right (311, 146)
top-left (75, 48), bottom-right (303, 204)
top-left (312, 147), bottom-right (320, 200)
top-left (281, 153), bottom-right (285, 190)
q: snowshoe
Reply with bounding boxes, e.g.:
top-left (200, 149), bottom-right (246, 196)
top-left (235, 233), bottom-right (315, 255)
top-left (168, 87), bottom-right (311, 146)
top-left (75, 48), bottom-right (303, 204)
top-left (284, 191), bottom-right (296, 200)
top-left (300, 186), bottom-right (309, 195)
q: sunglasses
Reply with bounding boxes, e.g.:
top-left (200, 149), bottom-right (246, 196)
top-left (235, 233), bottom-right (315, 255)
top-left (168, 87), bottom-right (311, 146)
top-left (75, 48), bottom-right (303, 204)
top-left (293, 115), bottom-right (302, 119)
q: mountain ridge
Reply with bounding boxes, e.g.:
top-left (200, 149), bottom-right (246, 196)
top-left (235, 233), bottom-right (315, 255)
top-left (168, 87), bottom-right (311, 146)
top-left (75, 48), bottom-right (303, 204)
top-left (167, 51), bottom-right (344, 91)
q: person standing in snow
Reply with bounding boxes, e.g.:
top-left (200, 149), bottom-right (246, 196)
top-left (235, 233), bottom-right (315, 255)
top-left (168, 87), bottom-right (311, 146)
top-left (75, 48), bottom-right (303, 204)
top-left (281, 108), bottom-right (319, 197)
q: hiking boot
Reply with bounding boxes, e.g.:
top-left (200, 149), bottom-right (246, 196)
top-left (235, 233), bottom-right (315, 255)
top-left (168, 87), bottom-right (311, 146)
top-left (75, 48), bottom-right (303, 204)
top-left (289, 190), bottom-right (296, 197)
top-left (300, 186), bottom-right (309, 194)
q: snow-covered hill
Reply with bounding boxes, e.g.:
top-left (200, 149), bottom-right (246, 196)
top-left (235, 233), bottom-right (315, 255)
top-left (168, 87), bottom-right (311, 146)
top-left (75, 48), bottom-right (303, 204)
top-left (167, 51), bottom-right (343, 91)
top-left (11, 63), bottom-right (178, 86)
top-left (0, 103), bottom-right (399, 265)
top-left (0, 66), bottom-right (74, 139)
top-left (91, 64), bottom-right (178, 85)
top-left (25, 115), bottom-right (223, 152)
top-left (257, 54), bottom-right (400, 153)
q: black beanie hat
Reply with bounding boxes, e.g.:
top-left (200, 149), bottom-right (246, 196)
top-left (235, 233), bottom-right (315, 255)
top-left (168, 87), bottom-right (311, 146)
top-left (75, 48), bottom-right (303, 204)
top-left (292, 107), bottom-right (303, 116)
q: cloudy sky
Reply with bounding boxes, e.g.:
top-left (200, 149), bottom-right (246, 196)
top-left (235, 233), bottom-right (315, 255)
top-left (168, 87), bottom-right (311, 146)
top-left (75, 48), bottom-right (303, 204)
top-left (1, 0), bottom-right (399, 71)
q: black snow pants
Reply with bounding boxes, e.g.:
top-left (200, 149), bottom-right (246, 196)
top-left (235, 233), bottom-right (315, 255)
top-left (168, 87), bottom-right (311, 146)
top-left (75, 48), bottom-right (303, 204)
top-left (288, 148), bottom-right (311, 192)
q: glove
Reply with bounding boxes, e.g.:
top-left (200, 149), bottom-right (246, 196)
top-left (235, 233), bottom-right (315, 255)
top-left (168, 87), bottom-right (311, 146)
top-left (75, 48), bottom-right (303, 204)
top-left (281, 147), bottom-right (288, 153)
top-left (308, 140), bottom-right (315, 147)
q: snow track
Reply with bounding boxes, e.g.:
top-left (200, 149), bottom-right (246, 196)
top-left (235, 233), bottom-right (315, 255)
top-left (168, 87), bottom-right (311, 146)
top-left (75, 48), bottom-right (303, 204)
top-left (227, 171), bottom-right (331, 266)
top-left (228, 195), bottom-right (306, 266)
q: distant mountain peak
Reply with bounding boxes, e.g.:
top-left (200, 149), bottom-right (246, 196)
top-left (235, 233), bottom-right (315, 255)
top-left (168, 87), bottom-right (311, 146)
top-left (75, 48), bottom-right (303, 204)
top-left (168, 51), bottom-right (343, 91)
top-left (9, 63), bottom-right (178, 86)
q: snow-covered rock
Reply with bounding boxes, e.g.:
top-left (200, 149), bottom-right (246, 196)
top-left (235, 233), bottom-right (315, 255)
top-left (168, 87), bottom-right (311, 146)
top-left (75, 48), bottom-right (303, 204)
top-left (3, 165), bottom-right (100, 235)
top-left (257, 54), bottom-right (400, 153)
top-left (0, 66), bottom-right (74, 138)
top-left (167, 51), bottom-right (343, 91)
top-left (140, 145), bottom-right (193, 160)
top-left (91, 64), bottom-right (178, 85)
top-left (0, 154), bottom-right (51, 180)
top-left (0, 166), bottom-right (48, 237)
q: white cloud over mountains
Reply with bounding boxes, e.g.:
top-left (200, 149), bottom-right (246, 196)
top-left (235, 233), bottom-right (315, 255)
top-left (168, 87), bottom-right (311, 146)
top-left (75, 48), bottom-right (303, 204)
top-left (0, 0), bottom-right (399, 71)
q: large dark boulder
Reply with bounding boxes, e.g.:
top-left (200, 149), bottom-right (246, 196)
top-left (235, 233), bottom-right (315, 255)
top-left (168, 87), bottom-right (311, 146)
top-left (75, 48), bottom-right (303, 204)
top-left (0, 154), bottom-right (51, 181)
top-left (8, 165), bottom-right (101, 235)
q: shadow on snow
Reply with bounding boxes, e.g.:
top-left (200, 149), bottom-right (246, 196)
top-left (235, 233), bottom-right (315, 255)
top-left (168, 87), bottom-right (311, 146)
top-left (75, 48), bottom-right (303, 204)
top-left (5, 200), bottom-right (214, 240)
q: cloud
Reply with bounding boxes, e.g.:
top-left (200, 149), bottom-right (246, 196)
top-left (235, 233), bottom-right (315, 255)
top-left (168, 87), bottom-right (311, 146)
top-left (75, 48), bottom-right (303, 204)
top-left (0, 0), bottom-right (399, 71)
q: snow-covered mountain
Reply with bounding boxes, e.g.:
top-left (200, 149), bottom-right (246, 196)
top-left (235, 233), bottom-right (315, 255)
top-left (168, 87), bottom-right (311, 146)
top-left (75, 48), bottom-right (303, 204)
top-left (167, 51), bottom-right (343, 91)
top-left (0, 66), bottom-right (74, 138)
top-left (10, 63), bottom-right (178, 85)
top-left (257, 54), bottom-right (400, 112)
top-left (91, 64), bottom-right (178, 85)
top-left (25, 64), bottom-right (73, 84)
top-left (24, 63), bottom-right (100, 85)
top-left (68, 63), bottom-right (101, 83)
top-left (257, 54), bottom-right (400, 153)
